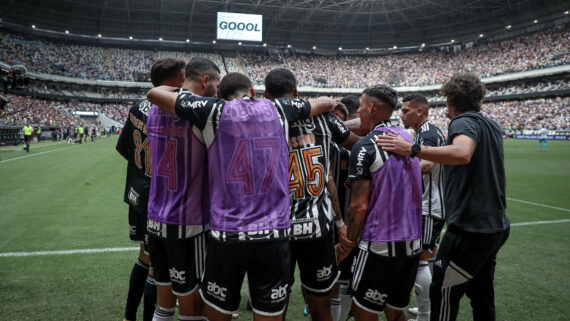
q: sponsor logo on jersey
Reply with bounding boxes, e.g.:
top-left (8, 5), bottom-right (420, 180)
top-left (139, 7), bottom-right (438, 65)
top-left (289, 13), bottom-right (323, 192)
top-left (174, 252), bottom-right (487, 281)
top-left (147, 220), bottom-right (162, 235)
top-left (245, 229), bottom-right (273, 240)
top-left (180, 99), bottom-right (208, 109)
top-left (129, 225), bottom-right (136, 236)
top-left (270, 284), bottom-right (288, 303)
top-left (139, 100), bottom-right (152, 116)
top-left (331, 116), bottom-right (348, 134)
top-left (316, 264), bottom-right (333, 281)
top-left (290, 118), bottom-right (315, 131)
top-left (207, 282), bottom-right (228, 301)
top-left (128, 187), bottom-right (139, 206)
top-left (169, 267), bottom-right (186, 284)
top-left (291, 219), bottom-right (316, 239)
top-left (364, 289), bottom-right (387, 305)
top-left (356, 146), bottom-right (366, 175)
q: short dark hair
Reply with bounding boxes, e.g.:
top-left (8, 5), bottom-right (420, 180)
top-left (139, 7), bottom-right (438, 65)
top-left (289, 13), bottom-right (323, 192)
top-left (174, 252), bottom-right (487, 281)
top-left (362, 85), bottom-right (398, 109)
top-left (218, 72), bottom-right (252, 100)
top-left (334, 104), bottom-right (349, 121)
top-left (185, 57), bottom-right (221, 82)
top-left (402, 93), bottom-right (429, 115)
top-left (264, 68), bottom-right (297, 98)
top-left (340, 95), bottom-right (360, 115)
top-left (150, 58), bottom-right (186, 87)
top-left (440, 72), bottom-right (486, 113)
top-left (402, 93), bottom-right (428, 106)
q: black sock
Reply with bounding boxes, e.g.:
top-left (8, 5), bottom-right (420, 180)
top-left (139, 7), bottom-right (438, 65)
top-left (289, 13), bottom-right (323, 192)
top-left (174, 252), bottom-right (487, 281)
top-left (143, 275), bottom-right (157, 321)
top-left (125, 258), bottom-right (149, 321)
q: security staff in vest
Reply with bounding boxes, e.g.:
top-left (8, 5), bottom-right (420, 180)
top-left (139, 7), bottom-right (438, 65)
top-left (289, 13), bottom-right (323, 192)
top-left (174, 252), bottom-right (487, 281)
top-left (36, 126), bottom-right (42, 142)
top-left (22, 122), bottom-right (34, 153)
top-left (377, 72), bottom-right (510, 321)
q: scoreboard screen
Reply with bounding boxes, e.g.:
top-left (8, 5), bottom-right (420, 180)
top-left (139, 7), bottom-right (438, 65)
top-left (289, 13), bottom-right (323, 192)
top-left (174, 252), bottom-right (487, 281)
top-left (217, 12), bottom-right (262, 42)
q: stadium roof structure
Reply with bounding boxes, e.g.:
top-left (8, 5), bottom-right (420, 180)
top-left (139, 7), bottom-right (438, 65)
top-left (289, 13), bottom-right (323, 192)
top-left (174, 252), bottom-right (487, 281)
top-left (1, 0), bottom-right (568, 50)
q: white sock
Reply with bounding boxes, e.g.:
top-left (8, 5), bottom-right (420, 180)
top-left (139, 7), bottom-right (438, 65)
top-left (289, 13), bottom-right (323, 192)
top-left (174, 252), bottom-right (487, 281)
top-left (415, 262), bottom-right (431, 320)
top-left (339, 283), bottom-right (352, 321)
top-left (331, 297), bottom-right (341, 321)
top-left (152, 305), bottom-right (175, 321)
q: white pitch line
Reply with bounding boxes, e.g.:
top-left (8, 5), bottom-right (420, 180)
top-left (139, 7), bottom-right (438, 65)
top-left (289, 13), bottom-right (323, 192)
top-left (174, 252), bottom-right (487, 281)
top-left (510, 219), bottom-right (570, 226)
top-left (0, 247), bottom-right (138, 257)
top-left (507, 198), bottom-right (570, 212)
top-left (0, 146), bottom-right (75, 163)
top-left (1, 219), bottom-right (570, 258)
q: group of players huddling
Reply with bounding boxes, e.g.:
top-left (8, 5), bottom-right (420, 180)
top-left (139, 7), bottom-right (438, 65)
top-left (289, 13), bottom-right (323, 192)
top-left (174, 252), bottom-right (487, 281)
top-left (117, 56), bottom-right (510, 321)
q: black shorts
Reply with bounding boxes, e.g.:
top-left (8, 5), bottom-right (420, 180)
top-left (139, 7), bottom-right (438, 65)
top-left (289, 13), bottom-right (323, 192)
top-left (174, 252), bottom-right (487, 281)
top-left (338, 248), bottom-right (357, 282)
top-left (148, 232), bottom-right (206, 296)
top-left (290, 232), bottom-right (340, 295)
top-left (200, 237), bottom-right (290, 316)
top-left (351, 243), bottom-right (420, 313)
top-left (24, 135), bottom-right (32, 143)
top-left (128, 205), bottom-right (148, 252)
top-left (422, 216), bottom-right (445, 251)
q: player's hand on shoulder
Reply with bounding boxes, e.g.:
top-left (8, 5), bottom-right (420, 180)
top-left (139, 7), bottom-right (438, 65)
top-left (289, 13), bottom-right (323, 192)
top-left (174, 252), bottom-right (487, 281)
top-left (376, 134), bottom-right (412, 156)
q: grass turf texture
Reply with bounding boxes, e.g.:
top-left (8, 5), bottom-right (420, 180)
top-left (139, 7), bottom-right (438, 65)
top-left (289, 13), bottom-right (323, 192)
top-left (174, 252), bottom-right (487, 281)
top-left (0, 137), bottom-right (569, 320)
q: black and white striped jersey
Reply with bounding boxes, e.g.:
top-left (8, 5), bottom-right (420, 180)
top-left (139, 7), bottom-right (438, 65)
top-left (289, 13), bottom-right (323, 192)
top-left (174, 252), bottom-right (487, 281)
top-left (329, 142), bottom-right (351, 220)
top-left (415, 121), bottom-right (446, 220)
top-left (288, 112), bottom-right (350, 240)
top-left (116, 98), bottom-right (153, 214)
top-left (174, 94), bottom-right (312, 242)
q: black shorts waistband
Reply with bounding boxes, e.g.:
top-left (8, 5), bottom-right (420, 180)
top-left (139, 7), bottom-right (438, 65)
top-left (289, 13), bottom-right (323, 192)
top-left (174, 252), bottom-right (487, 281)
top-left (147, 219), bottom-right (204, 239)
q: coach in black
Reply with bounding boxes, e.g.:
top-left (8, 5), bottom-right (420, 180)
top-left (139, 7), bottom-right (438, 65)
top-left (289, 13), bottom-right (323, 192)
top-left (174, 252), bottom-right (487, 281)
top-left (377, 72), bottom-right (510, 321)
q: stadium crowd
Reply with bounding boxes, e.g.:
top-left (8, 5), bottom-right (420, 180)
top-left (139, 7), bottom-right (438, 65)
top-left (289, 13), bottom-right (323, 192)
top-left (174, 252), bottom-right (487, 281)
top-left (0, 32), bottom-right (238, 81)
top-left (245, 28), bottom-right (569, 87)
top-left (1, 27), bottom-right (568, 86)
top-left (423, 97), bottom-right (570, 130)
top-left (0, 94), bottom-right (129, 126)
top-left (2, 92), bottom-right (568, 131)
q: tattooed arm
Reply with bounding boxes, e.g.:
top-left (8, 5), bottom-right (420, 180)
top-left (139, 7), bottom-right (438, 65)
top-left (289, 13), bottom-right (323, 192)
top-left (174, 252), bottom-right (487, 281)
top-left (346, 180), bottom-right (370, 243)
top-left (337, 179), bottom-right (370, 262)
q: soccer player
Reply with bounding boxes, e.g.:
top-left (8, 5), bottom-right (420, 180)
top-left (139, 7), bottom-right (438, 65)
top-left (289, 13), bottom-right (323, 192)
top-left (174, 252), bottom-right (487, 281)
top-left (331, 94), bottom-right (361, 321)
top-left (399, 93), bottom-right (446, 321)
top-left (377, 73), bottom-right (510, 321)
top-left (146, 56), bottom-right (220, 321)
top-left (537, 126), bottom-right (548, 151)
top-left (147, 72), bottom-right (338, 321)
top-left (341, 95), bottom-right (360, 120)
top-left (116, 58), bottom-right (185, 321)
top-left (264, 68), bottom-right (358, 321)
top-left (22, 122), bottom-right (33, 152)
top-left (340, 85), bottom-right (422, 321)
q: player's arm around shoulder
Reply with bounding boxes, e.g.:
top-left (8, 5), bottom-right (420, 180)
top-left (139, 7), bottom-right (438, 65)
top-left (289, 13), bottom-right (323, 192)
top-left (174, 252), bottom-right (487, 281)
top-left (307, 97), bottom-right (339, 118)
top-left (376, 133), bottom-right (475, 165)
top-left (147, 85), bottom-right (179, 113)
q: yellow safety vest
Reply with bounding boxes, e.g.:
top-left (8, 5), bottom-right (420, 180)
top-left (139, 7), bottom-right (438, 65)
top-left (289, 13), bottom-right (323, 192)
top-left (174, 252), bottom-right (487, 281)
top-left (23, 126), bottom-right (34, 135)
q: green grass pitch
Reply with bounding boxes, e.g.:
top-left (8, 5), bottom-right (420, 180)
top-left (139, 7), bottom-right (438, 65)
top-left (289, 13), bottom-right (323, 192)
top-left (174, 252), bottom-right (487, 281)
top-left (0, 136), bottom-right (569, 320)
